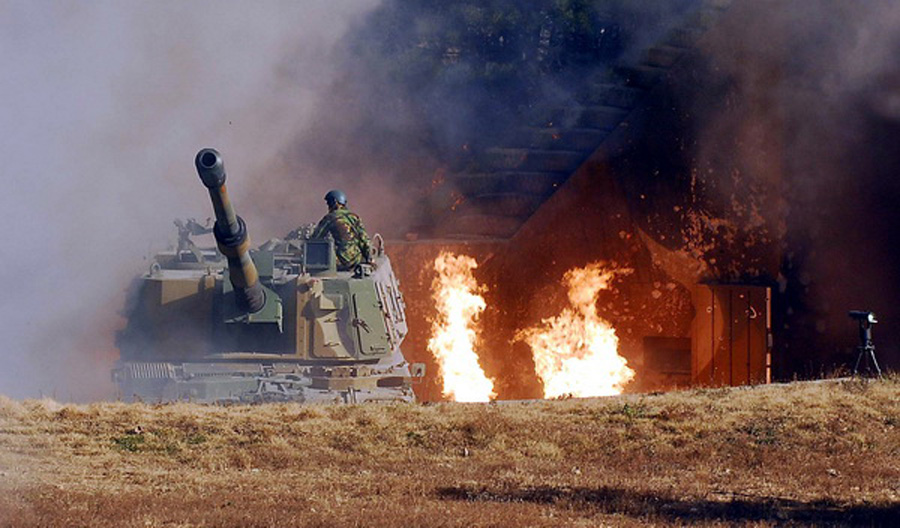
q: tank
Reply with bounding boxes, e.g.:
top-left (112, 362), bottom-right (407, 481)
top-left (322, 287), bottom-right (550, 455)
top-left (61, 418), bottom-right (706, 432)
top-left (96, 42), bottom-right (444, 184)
top-left (113, 148), bottom-right (423, 403)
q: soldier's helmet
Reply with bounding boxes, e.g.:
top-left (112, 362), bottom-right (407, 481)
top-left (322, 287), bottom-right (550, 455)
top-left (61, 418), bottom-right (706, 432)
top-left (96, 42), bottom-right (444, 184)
top-left (324, 189), bottom-right (347, 207)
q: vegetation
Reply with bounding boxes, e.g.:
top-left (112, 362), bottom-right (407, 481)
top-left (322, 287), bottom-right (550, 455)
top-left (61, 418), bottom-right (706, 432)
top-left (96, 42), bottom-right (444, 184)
top-left (2, 378), bottom-right (898, 526)
top-left (317, 0), bottom-right (700, 167)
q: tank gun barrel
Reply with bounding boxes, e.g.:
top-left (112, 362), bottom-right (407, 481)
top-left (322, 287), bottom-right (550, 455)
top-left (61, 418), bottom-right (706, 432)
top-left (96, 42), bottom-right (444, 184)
top-left (195, 148), bottom-right (265, 313)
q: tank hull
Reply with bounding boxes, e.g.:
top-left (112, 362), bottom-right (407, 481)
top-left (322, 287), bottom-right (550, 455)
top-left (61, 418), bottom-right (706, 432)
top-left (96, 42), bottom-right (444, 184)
top-left (113, 356), bottom-right (417, 403)
top-left (116, 242), bottom-right (422, 404)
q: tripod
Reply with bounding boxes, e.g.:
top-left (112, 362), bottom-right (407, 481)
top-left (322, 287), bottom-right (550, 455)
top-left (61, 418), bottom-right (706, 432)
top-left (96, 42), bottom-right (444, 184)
top-left (852, 318), bottom-right (882, 377)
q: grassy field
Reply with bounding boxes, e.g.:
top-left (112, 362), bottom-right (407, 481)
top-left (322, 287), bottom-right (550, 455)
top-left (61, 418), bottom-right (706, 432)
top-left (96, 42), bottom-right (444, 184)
top-left (1, 378), bottom-right (899, 527)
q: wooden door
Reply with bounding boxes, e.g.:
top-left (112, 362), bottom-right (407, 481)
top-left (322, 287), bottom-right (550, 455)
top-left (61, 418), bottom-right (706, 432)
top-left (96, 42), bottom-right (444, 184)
top-left (692, 284), bottom-right (770, 386)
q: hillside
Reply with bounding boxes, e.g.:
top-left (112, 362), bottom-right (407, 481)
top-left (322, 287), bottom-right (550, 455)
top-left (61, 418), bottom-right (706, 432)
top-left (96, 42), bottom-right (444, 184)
top-left (1, 378), bottom-right (898, 527)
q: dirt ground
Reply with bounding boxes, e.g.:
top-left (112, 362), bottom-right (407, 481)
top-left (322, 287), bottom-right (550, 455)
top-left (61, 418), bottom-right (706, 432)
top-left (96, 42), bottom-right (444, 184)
top-left (1, 378), bottom-right (898, 527)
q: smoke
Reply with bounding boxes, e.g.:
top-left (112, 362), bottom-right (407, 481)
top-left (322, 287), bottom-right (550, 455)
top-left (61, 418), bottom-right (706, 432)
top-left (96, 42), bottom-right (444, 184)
top-left (0, 1), bottom-right (379, 400)
top-left (290, 0), bottom-right (705, 236)
top-left (674, 0), bottom-right (900, 372)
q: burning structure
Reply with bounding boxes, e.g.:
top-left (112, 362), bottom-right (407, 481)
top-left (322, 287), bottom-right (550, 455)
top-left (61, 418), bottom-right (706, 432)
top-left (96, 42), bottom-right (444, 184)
top-left (376, 0), bottom-right (775, 400)
top-left (339, 0), bottom-right (900, 400)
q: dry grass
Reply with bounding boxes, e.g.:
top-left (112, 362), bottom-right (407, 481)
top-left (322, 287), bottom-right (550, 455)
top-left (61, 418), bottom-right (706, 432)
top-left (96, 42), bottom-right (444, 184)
top-left (1, 378), bottom-right (899, 527)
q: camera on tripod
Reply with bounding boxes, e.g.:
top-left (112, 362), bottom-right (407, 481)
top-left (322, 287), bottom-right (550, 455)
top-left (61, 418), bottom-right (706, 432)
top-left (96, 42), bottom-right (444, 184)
top-left (849, 310), bottom-right (881, 377)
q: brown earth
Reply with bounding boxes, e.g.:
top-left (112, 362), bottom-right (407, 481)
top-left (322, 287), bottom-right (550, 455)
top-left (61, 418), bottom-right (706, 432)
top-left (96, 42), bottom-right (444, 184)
top-left (1, 378), bottom-right (899, 527)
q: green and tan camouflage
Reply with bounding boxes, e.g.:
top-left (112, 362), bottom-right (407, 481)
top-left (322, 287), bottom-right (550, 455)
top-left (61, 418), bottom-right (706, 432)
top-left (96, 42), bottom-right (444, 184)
top-left (311, 207), bottom-right (372, 271)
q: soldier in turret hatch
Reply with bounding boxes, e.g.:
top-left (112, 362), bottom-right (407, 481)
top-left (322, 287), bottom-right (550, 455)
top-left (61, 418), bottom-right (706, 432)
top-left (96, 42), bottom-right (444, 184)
top-left (311, 189), bottom-right (372, 271)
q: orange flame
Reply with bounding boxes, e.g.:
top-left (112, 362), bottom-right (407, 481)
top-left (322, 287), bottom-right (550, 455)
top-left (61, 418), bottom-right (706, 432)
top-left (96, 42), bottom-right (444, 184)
top-left (428, 252), bottom-right (495, 402)
top-left (517, 263), bottom-right (635, 398)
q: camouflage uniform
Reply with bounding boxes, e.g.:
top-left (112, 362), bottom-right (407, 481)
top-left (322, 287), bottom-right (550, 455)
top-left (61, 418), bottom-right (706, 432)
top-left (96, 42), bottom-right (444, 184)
top-left (311, 206), bottom-right (372, 271)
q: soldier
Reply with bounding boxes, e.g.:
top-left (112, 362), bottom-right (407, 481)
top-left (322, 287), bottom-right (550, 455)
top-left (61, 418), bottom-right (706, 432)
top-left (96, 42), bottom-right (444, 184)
top-left (311, 189), bottom-right (372, 271)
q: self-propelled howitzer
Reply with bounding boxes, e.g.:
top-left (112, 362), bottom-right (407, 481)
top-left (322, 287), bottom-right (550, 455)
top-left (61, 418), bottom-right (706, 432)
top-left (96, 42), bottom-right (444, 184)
top-left (113, 149), bottom-right (422, 403)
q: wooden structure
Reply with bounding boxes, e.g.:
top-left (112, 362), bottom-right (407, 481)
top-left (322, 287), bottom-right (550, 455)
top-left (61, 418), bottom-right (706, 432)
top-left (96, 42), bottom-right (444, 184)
top-left (692, 284), bottom-right (771, 386)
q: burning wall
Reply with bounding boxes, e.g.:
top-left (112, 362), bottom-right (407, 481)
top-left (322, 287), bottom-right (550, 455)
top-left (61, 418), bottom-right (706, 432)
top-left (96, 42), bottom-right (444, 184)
top-left (381, 1), bottom-right (785, 399)
top-left (388, 151), bottom-right (694, 400)
top-left (389, 0), bottom-right (900, 398)
top-left (474, 150), bottom-right (698, 398)
top-left (420, 250), bottom-right (637, 402)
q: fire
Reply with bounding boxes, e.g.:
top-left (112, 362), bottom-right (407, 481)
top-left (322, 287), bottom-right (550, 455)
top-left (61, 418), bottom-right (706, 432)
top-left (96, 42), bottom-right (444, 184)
top-left (517, 263), bottom-right (635, 398)
top-left (427, 252), bottom-right (495, 402)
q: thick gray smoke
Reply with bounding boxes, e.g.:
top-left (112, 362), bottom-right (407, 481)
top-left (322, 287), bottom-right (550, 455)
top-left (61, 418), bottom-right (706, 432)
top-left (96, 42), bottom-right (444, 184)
top-left (290, 0), bottom-right (706, 237)
top-left (0, 1), bottom-right (379, 400)
top-left (683, 0), bottom-right (900, 372)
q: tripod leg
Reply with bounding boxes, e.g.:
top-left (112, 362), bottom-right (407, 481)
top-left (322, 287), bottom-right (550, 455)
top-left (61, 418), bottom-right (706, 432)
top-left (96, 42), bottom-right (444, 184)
top-left (868, 348), bottom-right (883, 377)
top-left (853, 348), bottom-right (864, 376)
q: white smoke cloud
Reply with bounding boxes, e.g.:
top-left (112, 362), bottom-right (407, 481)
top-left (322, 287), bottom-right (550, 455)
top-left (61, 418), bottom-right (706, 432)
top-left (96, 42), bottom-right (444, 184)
top-left (0, 0), bottom-right (380, 400)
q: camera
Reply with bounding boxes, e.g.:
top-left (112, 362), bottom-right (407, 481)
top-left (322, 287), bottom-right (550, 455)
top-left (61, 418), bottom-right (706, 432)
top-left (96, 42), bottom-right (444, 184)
top-left (849, 310), bottom-right (882, 376)
top-left (848, 310), bottom-right (878, 324)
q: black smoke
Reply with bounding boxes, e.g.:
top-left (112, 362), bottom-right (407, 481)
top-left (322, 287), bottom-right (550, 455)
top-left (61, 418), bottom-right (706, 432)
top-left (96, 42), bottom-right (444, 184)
top-left (289, 0), bottom-right (703, 236)
top-left (615, 0), bottom-right (900, 375)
